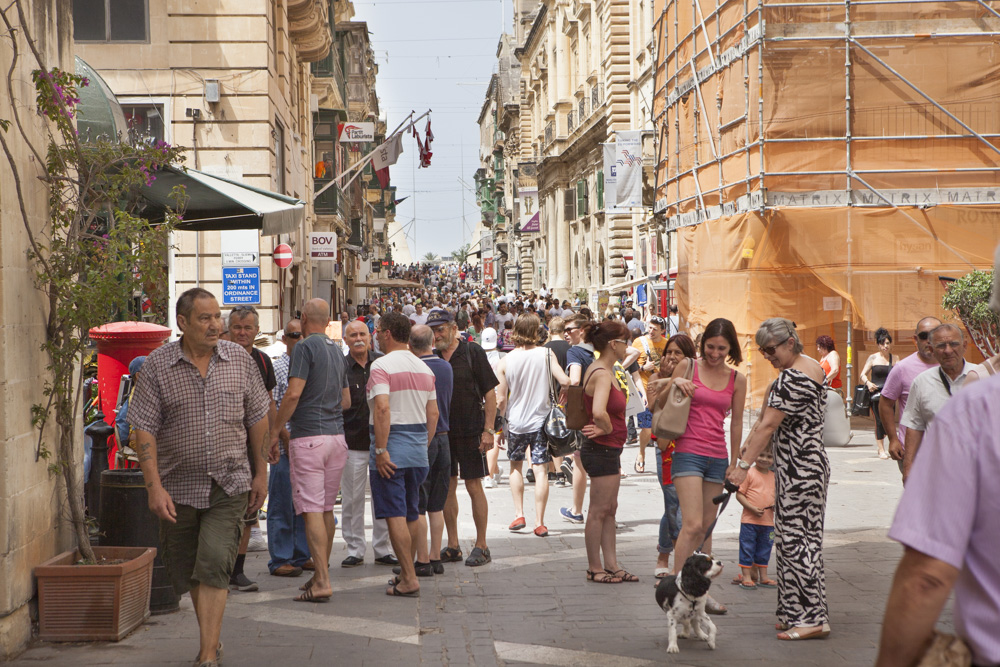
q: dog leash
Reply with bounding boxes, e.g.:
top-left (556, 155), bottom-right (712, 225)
top-left (696, 480), bottom-right (740, 554)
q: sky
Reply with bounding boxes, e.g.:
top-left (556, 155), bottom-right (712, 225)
top-left (351, 0), bottom-right (506, 261)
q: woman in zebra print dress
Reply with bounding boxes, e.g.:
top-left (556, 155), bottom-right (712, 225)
top-left (726, 318), bottom-right (831, 641)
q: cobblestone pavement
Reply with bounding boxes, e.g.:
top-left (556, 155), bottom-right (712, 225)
top-left (16, 423), bottom-right (951, 666)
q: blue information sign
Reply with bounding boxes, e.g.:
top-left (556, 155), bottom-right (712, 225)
top-left (222, 267), bottom-right (260, 306)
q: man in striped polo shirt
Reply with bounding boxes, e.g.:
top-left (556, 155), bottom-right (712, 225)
top-left (367, 312), bottom-right (439, 598)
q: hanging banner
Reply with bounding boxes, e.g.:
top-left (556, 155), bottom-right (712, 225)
top-left (615, 131), bottom-right (643, 208)
top-left (602, 143), bottom-right (618, 212)
top-left (338, 122), bottom-right (375, 142)
top-left (517, 162), bottom-right (540, 232)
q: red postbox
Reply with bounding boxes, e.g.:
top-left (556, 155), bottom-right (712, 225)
top-left (88, 322), bottom-right (172, 429)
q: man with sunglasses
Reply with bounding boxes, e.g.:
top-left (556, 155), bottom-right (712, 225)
top-left (879, 316), bottom-right (941, 477)
top-left (266, 319), bottom-right (311, 578)
top-left (898, 324), bottom-right (973, 482)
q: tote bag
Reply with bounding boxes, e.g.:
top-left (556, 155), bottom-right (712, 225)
top-left (651, 360), bottom-right (695, 442)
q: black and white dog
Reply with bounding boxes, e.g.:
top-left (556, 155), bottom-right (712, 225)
top-left (655, 552), bottom-right (724, 654)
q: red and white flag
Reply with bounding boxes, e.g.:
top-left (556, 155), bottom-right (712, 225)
top-left (415, 122), bottom-right (433, 168)
top-left (371, 133), bottom-right (403, 171)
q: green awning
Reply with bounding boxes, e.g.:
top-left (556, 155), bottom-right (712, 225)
top-left (75, 57), bottom-right (129, 143)
top-left (140, 166), bottom-right (305, 236)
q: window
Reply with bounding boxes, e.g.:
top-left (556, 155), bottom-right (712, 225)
top-left (563, 188), bottom-right (576, 221)
top-left (73, 0), bottom-right (148, 42)
top-left (121, 103), bottom-right (164, 144)
top-left (576, 179), bottom-right (588, 217)
top-left (274, 118), bottom-right (286, 194)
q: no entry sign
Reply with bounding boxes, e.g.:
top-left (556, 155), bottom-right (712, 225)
top-left (273, 243), bottom-right (293, 269)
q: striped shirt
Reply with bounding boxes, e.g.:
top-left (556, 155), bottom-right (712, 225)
top-left (366, 349), bottom-right (436, 470)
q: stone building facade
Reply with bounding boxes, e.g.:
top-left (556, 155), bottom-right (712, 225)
top-left (0, 2), bottom-right (76, 658)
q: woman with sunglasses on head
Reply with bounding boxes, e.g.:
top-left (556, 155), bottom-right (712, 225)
top-left (645, 333), bottom-right (696, 577)
top-left (858, 328), bottom-right (897, 459)
top-left (579, 319), bottom-right (636, 583)
top-left (726, 318), bottom-right (831, 641)
top-left (668, 318), bottom-right (747, 615)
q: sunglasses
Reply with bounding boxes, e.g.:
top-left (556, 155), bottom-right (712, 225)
top-left (758, 337), bottom-right (790, 356)
top-left (916, 331), bottom-right (931, 340)
top-left (612, 339), bottom-right (630, 346)
top-left (284, 332), bottom-right (303, 339)
top-left (565, 327), bottom-right (579, 333)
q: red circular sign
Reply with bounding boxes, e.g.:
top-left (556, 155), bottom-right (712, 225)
top-left (273, 243), bottom-right (293, 269)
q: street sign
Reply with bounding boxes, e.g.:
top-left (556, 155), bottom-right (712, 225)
top-left (309, 232), bottom-right (337, 259)
top-left (273, 243), bottom-right (293, 268)
top-left (222, 267), bottom-right (260, 305)
top-left (221, 251), bottom-right (259, 266)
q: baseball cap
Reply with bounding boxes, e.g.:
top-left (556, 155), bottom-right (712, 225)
top-left (425, 308), bottom-right (454, 327)
top-left (481, 327), bottom-right (498, 350)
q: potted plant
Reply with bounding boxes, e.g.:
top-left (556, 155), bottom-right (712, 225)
top-left (0, 13), bottom-right (185, 641)
top-left (941, 269), bottom-right (999, 357)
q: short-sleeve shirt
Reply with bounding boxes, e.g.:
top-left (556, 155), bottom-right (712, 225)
top-left (343, 350), bottom-right (383, 451)
top-left (250, 347), bottom-right (277, 393)
top-left (545, 339), bottom-right (570, 371)
top-left (126, 339), bottom-right (270, 508)
top-left (880, 352), bottom-right (938, 445)
top-left (889, 375), bottom-right (1000, 665)
top-left (633, 335), bottom-right (668, 390)
top-left (438, 339), bottom-right (499, 438)
top-left (626, 319), bottom-right (646, 335)
top-left (287, 333), bottom-right (350, 439)
top-left (366, 350), bottom-right (436, 470)
top-left (900, 361), bottom-right (973, 433)
top-left (739, 466), bottom-right (775, 526)
top-left (420, 354), bottom-right (453, 433)
top-left (566, 343), bottom-right (595, 378)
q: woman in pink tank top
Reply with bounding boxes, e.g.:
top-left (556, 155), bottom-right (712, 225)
top-left (667, 318), bottom-right (747, 613)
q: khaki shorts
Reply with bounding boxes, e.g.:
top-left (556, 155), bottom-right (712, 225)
top-left (159, 482), bottom-right (248, 594)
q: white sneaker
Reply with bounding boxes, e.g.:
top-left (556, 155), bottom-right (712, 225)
top-left (483, 476), bottom-right (496, 489)
top-left (493, 471), bottom-right (502, 486)
top-left (247, 526), bottom-right (268, 552)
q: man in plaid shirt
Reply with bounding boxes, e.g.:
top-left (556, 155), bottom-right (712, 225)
top-left (129, 288), bottom-right (270, 667)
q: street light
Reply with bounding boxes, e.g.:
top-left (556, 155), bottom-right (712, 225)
top-left (511, 220), bottom-right (522, 294)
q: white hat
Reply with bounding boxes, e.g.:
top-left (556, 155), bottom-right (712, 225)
top-left (481, 327), bottom-right (498, 350)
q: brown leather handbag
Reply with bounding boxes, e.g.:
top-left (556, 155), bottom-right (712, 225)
top-left (651, 359), bottom-right (695, 441)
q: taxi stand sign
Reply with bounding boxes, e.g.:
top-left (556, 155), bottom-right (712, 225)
top-left (222, 266), bottom-right (260, 305)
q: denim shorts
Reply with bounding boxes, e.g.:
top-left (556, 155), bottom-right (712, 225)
top-left (671, 452), bottom-right (729, 484)
top-left (635, 408), bottom-right (653, 429)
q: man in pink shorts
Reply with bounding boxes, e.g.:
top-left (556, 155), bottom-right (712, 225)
top-left (271, 299), bottom-right (351, 602)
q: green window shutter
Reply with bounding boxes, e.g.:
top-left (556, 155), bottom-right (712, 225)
top-left (597, 170), bottom-right (604, 210)
top-left (576, 179), bottom-right (586, 216)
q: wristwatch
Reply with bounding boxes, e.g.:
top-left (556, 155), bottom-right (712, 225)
top-left (375, 447), bottom-right (388, 456)
top-left (736, 459), bottom-right (752, 470)
top-left (484, 428), bottom-right (496, 436)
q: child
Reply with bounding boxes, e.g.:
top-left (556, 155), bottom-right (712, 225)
top-left (734, 447), bottom-right (776, 590)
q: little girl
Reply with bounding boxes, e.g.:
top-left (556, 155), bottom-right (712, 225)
top-left (735, 447), bottom-right (776, 589)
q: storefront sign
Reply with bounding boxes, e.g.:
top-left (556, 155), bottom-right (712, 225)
top-left (310, 232), bottom-right (337, 259)
top-left (338, 122), bottom-right (375, 142)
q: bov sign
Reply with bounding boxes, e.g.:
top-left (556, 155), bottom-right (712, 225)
top-left (310, 232), bottom-right (337, 259)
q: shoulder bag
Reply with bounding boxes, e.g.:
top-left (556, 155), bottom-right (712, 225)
top-left (823, 386), bottom-right (852, 447)
top-left (543, 350), bottom-right (576, 457)
top-left (651, 358), bottom-right (695, 442)
top-left (850, 384), bottom-right (872, 416)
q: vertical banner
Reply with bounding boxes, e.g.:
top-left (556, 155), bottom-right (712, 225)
top-left (602, 143), bottom-right (619, 213)
top-left (615, 131), bottom-right (643, 207)
top-left (518, 163), bottom-right (540, 232)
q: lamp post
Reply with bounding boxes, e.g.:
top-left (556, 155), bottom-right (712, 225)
top-left (511, 221), bottom-right (522, 294)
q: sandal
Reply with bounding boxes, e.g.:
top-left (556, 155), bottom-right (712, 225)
top-left (605, 568), bottom-right (639, 583)
top-left (654, 568), bottom-right (672, 579)
top-left (634, 459), bottom-right (645, 474)
top-left (738, 581), bottom-right (757, 590)
top-left (705, 596), bottom-right (728, 615)
top-left (440, 547), bottom-right (463, 563)
top-left (758, 579), bottom-right (778, 589)
top-left (294, 587), bottom-right (331, 603)
top-left (298, 577), bottom-right (315, 592)
top-left (777, 623), bottom-right (831, 641)
top-left (386, 581), bottom-right (419, 598)
top-left (587, 569), bottom-right (622, 584)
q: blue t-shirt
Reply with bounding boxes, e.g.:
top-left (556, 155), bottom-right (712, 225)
top-left (420, 354), bottom-right (453, 433)
top-left (566, 343), bottom-right (595, 377)
top-left (288, 333), bottom-right (349, 439)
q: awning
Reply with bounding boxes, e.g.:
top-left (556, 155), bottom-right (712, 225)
top-left (353, 278), bottom-right (422, 288)
top-left (75, 57), bottom-right (129, 143)
top-left (606, 274), bottom-right (659, 294)
top-left (140, 166), bottom-right (304, 236)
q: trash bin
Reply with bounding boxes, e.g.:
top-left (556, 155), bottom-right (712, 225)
top-left (88, 322), bottom-right (171, 469)
top-left (99, 469), bottom-right (179, 615)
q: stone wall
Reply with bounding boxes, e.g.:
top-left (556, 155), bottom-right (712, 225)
top-left (0, 0), bottom-right (75, 659)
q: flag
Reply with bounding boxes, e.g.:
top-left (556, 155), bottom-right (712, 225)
top-left (372, 133), bottom-right (403, 171)
top-left (375, 166), bottom-right (390, 189)
top-left (388, 196), bottom-right (408, 213)
top-left (414, 125), bottom-right (432, 169)
top-left (615, 131), bottom-right (643, 207)
top-left (602, 142), bottom-right (620, 212)
top-left (425, 118), bottom-right (434, 150)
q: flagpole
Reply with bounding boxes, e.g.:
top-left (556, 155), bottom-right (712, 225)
top-left (314, 109), bottom-right (431, 199)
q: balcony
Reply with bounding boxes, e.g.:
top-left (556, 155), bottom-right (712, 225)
top-left (314, 179), bottom-right (349, 221)
top-left (544, 121), bottom-right (554, 145)
top-left (567, 110), bottom-right (575, 133)
top-left (311, 47), bottom-right (346, 110)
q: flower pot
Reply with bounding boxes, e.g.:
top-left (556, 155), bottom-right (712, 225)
top-left (35, 545), bottom-right (156, 641)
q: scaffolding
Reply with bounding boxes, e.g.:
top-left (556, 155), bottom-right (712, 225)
top-left (652, 0), bottom-right (1000, 403)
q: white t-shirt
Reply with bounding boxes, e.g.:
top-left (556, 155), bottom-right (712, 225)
top-left (503, 347), bottom-right (553, 434)
top-left (402, 304), bottom-right (415, 316)
top-left (495, 312), bottom-right (514, 329)
top-left (900, 361), bottom-right (974, 432)
top-left (409, 312), bottom-right (428, 325)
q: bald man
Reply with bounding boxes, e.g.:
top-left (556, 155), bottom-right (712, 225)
top-left (271, 299), bottom-right (351, 601)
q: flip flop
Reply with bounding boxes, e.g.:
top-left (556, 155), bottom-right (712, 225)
top-left (294, 587), bottom-right (330, 603)
top-left (634, 459), bottom-right (645, 474)
top-left (654, 568), bottom-right (672, 579)
top-left (777, 623), bottom-right (831, 641)
top-left (386, 582), bottom-right (419, 598)
top-left (739, 581), bottom-right (757, 590)
top-left (758, 579), bottom-right (778, 589)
